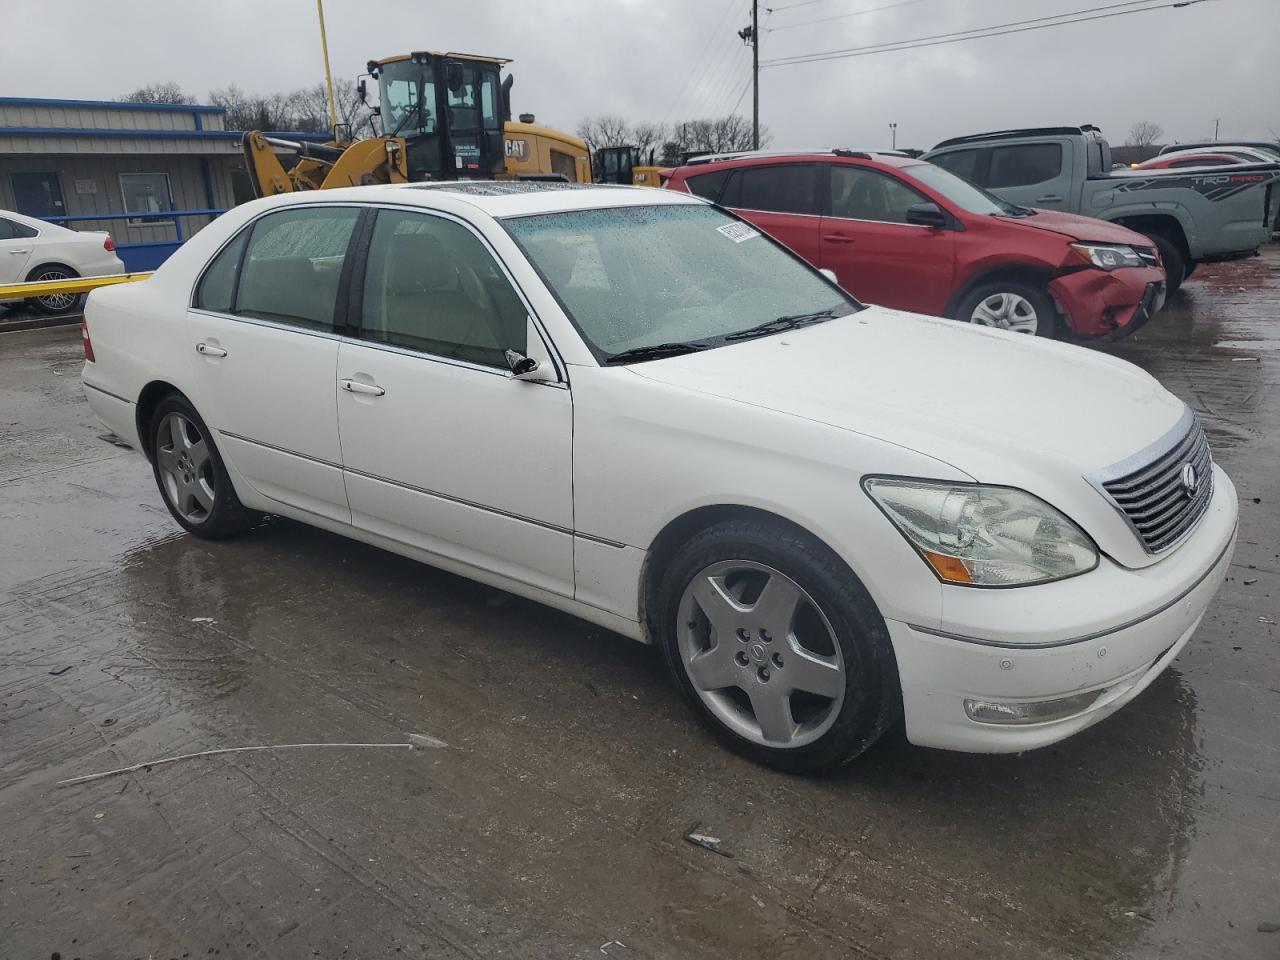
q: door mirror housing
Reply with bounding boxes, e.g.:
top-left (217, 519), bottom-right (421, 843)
top-left (905, 202), bottom-right (949, 229)
top-left (505, 349), bottom-right (556, 382)
top-left (818, 267), bottom-right (839, 284)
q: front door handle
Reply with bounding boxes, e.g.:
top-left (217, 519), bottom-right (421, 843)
top-left (1036, 195), bottom-right (1063, 203)
top-left (340, 378), bottom-right (386, 397)
top-left (7, 248), bottom-right (31, 255)
top-left (822, 233), bottom-right (857, 243)
top-left (195, 342), bottom-right (228, 358)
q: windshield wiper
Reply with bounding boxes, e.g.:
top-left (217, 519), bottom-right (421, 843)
top-left (724, 309), bottom-right (838, 342)
top-left (604, 341), bottom-right (712, 364)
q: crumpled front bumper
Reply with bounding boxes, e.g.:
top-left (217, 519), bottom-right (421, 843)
top-left (1048, 265), bottom-right (1167, 340)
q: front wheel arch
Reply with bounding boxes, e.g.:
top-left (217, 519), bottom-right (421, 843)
top-left (944, 265), bottom-right (1054, 320)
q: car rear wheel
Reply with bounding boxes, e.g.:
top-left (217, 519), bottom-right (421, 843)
top-left (955, 281), bottom-right (1058, 337)
top-left (150, 394), bottom-right (258, 540)
top-left (657, 519), bottom-right (900, 773)
top-left (26, 265), bottom-right (83, 315)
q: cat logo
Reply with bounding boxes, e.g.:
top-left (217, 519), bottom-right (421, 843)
top-left (505, 138), bottom-right (529, 161)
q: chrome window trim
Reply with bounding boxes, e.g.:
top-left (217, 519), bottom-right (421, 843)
top-left (187, 199), bottom-right (569, 385)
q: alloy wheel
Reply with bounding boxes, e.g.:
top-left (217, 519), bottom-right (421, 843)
top-left (156, 412), bottom-right (216, 524)
top-left (677, 560), bottom-right (846, 748)
top-left (970, 292), bottom-right (1039, 334)
top-left (33, 270), bottom-right (77, 313)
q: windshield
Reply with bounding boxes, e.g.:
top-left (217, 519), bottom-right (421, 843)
top-left (379, 59), bottom-right (437, 138)
top-left (503, 204), bottom-right (858, 361)
top-left (906, 162), bottom-right (1020, 216)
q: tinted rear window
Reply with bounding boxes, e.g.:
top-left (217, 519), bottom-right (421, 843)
top-left (722, 164), bottom-right (819, 215)
top-left (987, 143), bottom-right (1064, 188)
top-left (684, 169), bottom-right (730, 202)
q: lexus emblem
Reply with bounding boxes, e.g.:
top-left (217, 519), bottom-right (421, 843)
top-left (1181, 462), bottom-right (1198, 496)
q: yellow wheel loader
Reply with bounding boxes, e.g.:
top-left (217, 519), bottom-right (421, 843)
top-left (242, 51), bottom-right (591, 197)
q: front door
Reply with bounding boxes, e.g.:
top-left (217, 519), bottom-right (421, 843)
top-left (11, 172), bottom-right (66, 219)
top-left (981, 141), bottom-right (1073, 210)
top-left (336, 206), bottom-right (574, 596)
top-left (721, 163), bottom-right (823, 267)
top-left (821, 164), bottom-right (955, 315)
top-left (186, 205), bottom-right (361, 524)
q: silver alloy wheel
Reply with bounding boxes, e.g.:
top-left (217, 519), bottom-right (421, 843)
top-left (970, 291), bottom-right (1039, 334)
top-left (156, 412), bottom-right (216, 524)
top-left (33, 269), bottom-right (77, 312)
top-left (676, 560), bottom-right (847, 749)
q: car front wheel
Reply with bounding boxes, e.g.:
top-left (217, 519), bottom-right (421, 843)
top-left (955, 281), bottom-right (1058, 337)
top-left (657, 520), bottom-right (900, 773)
top-left (150, 394), bottom-right (257, 539)
top-left (27, 265), bottom-right (83, 315)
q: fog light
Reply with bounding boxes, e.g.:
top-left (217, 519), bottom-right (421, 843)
top-left (964, 688), bottom-right (1105, 725)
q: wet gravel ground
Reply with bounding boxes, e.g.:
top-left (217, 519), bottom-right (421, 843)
top-left (1, 249), bottom-right (1278, 959)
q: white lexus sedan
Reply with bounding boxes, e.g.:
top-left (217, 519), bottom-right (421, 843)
top-left (80, 182), bottom-right (1238, 772)
top-left (0, 209), bottom-right (124, 313)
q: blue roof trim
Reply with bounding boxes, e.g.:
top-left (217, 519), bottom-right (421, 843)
top-left (0, 96), bottom-right (225, 114)
top-left (0, 126), bottom-right (331, 142)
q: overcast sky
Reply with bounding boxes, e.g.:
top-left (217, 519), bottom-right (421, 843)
top-left (3, 0), bottom-right (1276, 149)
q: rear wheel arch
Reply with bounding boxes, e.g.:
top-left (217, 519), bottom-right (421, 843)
top-left (136, 381), bottom-right (185, 459)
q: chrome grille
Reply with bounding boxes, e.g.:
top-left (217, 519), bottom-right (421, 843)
top-left (1090, 410), bottom-right (1214, 554)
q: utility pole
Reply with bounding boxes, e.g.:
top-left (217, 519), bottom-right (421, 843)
top-left (315, 0), bottom-right (338, 137)
top-left (889, 122), bottom-right (897, 149)
top-left (752, 0), bottom-right (759, 149)
top-left (1213, 117), bottom-right (1220, 141)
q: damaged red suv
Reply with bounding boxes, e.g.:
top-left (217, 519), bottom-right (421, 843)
top-left (664, 150), bottom-right (1166, 340)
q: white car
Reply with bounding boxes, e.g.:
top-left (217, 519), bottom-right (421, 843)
top-left (0, 209), bottom-right (124, 314)
top-left (80, 183), bottom-right (1238, 772)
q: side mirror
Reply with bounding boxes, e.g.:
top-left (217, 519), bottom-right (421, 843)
top-left (819, 268), bottom-right (839, 284)
top-left (446, 62), bottom-right (465, 93)
top-left (905, 202), bottom-right (949, 229)
top-left (357, 78), bottom-right (368, 105)
top-left (505, 348), bottom-right (555, 382)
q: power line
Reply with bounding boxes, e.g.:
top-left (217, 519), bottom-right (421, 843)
top-left (765, 0), bottom-right (940, 32)
top-left (761, 0), bottom-right (1220, 67)
top-left (765, 0), bottom-right (832, 11)
top-left (660, 0), bottom-right (742, 125)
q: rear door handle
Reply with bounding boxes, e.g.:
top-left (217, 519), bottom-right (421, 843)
top-left (822, 233), bottom-right (857, 243)
top-left (1036, 195), bottom-right (1063, 203)
top-left (340, 378), bottom-right (385, 397)
top-left (195, 342), bottom-right (228, 358)
top-left (7, 248), bottom-right (31, 255)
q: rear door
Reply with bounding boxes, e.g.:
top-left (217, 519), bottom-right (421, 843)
top-left (0, 217), bottom-right (37, 284)
top-left (720, 163), bottom-right (823, 266)
top-left (820, 164), bottom-right (955, 315)
top-left (335, 206), bottom-right (575, 597)
top-left (187, 204), bottom-right (360, 524)
top-left (982, 141), bottom-right (1072, 209)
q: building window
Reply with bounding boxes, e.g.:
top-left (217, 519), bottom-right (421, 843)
top-left (119, 173), bottom-right (175, 226)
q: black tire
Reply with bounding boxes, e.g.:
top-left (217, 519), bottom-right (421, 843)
top-left (953, 280), bottom-right (1059, 338)
top-left (25, 264), bottom-right (84, 315)
top-left (1147, 235), bottom-right (1186, 294)
top-left (148, 393), bottom-right (258, 540)
top-left (656, 519), bottom-right (901, 774)
top-left (1182, 259), bottom-right (1197, 281)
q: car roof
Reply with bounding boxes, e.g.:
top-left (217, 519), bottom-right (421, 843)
top-left (244, 181), bottom-right (704, 219)
top-left (1, 208), bottom-right (59, 231)
top-left (675, 150), bottom-right (922, 173)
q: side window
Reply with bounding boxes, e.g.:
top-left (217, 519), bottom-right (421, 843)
top-left (0, 218), bottom-right (37, 240)
top-left (235, 207), bottom-right (360, 331)
top-left (734, 165), bottom-right (819, 215)
top-left (360, 209), bottom-right (526, 368)
top-left (829, 166), bottom-right (928, 224)
top-left (684, 169), bottom-right (730, 202)
top-left (987, 144), bottom-right (1064, 188)
top-left (930, 149), bottom-right (981, 183)
top-left (194, 230), bottom-right (249, 313)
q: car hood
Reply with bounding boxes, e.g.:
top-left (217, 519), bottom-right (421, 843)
top-left (1000, 208), bottom-right (1148, 245)
top-left (627, 306), bottom-right (1187, 567)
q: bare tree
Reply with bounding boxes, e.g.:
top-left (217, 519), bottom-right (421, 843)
top-left (287, 80), bottom-right (377, 139)
top-left (1126, 121), bottom-right (1165, 148)
top-left (576, 114), bottom-right (633, 151)
top-left (631, 121), bottom-right (667, 162)
top-left (118, 82), bottom-right (194, 105)
top-left (664, 115), bottom-right (769, 162)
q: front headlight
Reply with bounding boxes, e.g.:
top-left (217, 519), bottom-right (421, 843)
top-left (1069, 242), bottom-right (1145, 270)
top-left (863, 478), bottom-right (1099, 587)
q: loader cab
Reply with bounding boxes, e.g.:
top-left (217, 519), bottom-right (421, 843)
top-left (372, 52), bottom-right (508, 180)
top-left (595, 146), bottom-right (641, 185)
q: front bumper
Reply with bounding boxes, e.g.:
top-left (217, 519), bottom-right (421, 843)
top-left (1048, 265), bottom-right (1166, 340)
top-left (887, 466), bottom-right (1237, 753)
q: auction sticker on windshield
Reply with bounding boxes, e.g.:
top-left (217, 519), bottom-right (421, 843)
top-left (716, 222), bottom-right (759, 243)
